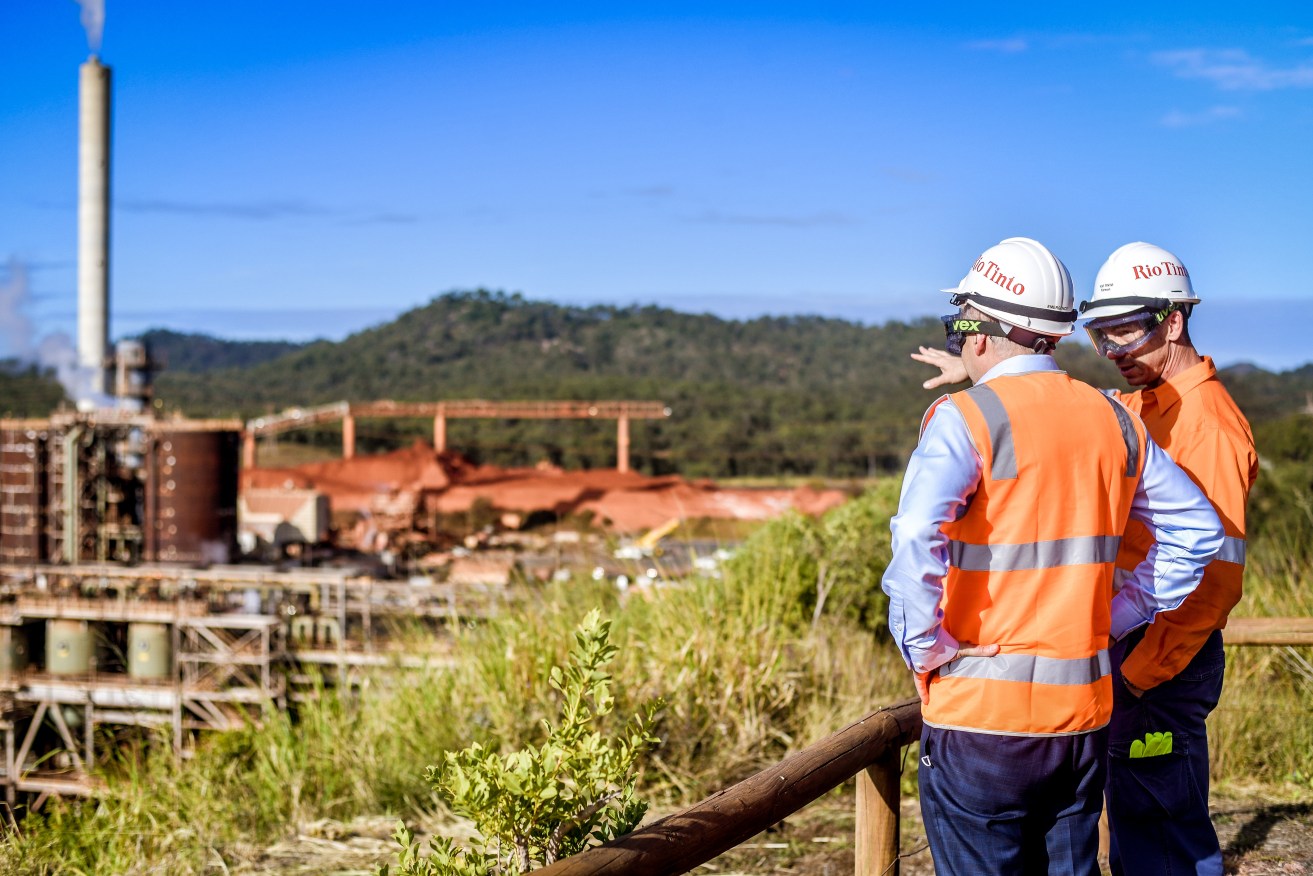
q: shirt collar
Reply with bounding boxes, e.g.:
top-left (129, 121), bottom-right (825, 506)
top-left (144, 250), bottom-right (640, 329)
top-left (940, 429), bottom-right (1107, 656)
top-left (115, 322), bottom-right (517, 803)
top-left (978, 353), bottom-right (1062, 384)
top-left (1141, 357), bottom-right (1217, 413)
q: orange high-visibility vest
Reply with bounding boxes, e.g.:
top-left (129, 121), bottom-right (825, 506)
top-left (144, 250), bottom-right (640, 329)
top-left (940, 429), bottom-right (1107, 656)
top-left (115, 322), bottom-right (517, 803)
top-left (921, 372), bottom-right (1147, 736)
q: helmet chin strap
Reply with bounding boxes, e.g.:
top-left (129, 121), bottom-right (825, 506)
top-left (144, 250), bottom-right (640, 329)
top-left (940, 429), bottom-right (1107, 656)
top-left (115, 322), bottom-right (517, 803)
top-left (1030, 337), bottom-right (1057, 355)
top-left (1004, 325), bottom-right (1057, 355)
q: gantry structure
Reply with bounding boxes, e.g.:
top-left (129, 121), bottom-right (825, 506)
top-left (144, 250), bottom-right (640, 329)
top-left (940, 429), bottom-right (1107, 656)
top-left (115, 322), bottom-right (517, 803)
top-left (242, 400), bottom-right (671, 473)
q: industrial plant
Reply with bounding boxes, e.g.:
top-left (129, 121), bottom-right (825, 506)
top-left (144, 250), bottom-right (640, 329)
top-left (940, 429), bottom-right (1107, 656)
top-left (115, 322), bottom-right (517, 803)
top-left (0, 50), bottom-right (473, 808)
top-left (0, 43), bottom-right (844, 812)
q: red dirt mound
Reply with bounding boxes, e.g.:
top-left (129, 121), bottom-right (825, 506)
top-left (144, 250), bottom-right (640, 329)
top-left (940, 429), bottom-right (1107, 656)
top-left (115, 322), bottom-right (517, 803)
top-left (243, 442), bottom-right (847, 533)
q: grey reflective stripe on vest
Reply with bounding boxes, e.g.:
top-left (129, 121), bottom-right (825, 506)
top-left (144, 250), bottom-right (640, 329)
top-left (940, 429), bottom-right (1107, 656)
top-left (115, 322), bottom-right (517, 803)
top-left (949, 534), bottom-right (1122, 571)
top-left (963, 383), bottom-right (1017, 481)
top-left (1113, 535), bottom-right (1246, 576)
top-left (939, 650), bottom-right (1111, 686)
top-left (1217, 535), bottom-right (1247, 565)
top-left (1099, 394), bottom-right (1140, 478)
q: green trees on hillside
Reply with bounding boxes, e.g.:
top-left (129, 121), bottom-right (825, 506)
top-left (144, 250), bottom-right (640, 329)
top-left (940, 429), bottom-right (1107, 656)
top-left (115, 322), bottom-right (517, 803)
top-left (8, 291), bottom-right (1313, 478)
top-left (138, 330), bottom-right (305, 373)
top-left (0, 360), bottom-right (67, 416)
top-left (1248, 414), bottom-right (1313, 557)
top-left (142, 291), bottom-right (1059, 475)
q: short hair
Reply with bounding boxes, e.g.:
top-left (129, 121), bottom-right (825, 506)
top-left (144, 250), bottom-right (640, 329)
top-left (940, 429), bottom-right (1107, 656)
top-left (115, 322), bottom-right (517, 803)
top-left (1174, 306), bottom-right (1193, 347)
top-left (960, 305), bottom-right (1047, 356)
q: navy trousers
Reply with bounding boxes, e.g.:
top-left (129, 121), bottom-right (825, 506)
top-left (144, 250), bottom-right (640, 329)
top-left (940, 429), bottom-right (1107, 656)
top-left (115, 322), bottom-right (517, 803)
top-left (1107, 628), bottom-right (1226, 876)
top-left (919, 724), bottom-right (1107, 876)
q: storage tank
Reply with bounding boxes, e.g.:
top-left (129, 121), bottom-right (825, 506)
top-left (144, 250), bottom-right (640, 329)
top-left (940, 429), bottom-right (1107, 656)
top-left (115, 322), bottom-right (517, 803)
top-left (127, 622), bottom-right (171, 679)
top-left (46, 619), bottom-right (96, 675)
top-left (0, 423), bottom-right (49, 564)
top-left (316, 617), bottom-right (341, 646)
top-left (146, 425), bottom-right (240, 564)
top-left (290, 615), bottom-right (315, 645)
top-left (0, 625), bottom-right (29, 676)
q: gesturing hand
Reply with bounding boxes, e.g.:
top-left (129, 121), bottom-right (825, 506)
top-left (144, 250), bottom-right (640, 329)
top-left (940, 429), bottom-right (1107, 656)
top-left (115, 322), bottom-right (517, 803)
top-left (910, 346), bottom-right (968, 390)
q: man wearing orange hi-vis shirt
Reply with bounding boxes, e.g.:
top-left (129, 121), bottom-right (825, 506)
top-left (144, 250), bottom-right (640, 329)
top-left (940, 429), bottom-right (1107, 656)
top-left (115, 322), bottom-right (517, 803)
top-left (910, 241), bottom-right (1259, 874)
top-left (1080, 242), bottom-right (1259, 876)
top-left (885, 237), bottom-right (1223, 876)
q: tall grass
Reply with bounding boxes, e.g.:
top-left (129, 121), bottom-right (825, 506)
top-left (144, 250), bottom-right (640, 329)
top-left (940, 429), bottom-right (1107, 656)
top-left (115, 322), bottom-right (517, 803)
top-left (0, 674), bottom-right (466, 875)
top-left (3, 477), bottom-right (1309, 872)
top-left (1210, 514), bottom-right (1313, 792)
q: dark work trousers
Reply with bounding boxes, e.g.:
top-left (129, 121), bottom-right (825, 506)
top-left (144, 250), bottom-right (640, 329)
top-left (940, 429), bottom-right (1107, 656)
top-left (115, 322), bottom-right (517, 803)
top-left (919, 724), bottom-right (1107, 876)
top-left (1107, 627), bottom-right (1226, 876)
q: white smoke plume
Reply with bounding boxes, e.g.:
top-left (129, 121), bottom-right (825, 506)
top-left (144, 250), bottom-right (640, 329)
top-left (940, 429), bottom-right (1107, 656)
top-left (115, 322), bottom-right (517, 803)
top-left (0, 257), bottom-right (36, 360)
top-left (0, 255), bottom-right (112, 408)
top-left (74, 0), bottom-right (106, 53)
top-left (39, 331), bottom-right (113, 409)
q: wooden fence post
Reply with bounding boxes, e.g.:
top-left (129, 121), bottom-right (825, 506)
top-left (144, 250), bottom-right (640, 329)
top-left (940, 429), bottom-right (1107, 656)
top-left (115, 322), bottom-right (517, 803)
top-left (855, 746), bottom-right (901, 875)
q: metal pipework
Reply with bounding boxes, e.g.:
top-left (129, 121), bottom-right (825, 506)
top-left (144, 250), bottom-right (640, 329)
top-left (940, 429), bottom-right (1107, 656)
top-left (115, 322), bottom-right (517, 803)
top-left (78, 56), bottom-right (112, 400)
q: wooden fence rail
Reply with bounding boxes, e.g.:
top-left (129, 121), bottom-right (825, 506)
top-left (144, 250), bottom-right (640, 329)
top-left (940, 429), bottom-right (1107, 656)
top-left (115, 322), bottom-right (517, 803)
top-left (1223, 616), bottom-right (1313, 645)
top-left (535, 617), bottom-right (1313, 876)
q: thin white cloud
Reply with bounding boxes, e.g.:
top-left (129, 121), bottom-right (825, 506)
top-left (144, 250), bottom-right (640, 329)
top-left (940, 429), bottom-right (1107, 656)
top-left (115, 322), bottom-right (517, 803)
top-left (966, 38), bottom-right (1028, 54)
top-left (587, 185), bottom-right (676, 200)
top-left (625, 185), bottom-right (676, 198)
top-left (118, 197), bottom-right (333, 219)
top-left (342, 212), bottom-right (420, 226)
top-left (1153, 48), bottom-right (1313, 90)
top-left (117, 197), bottom-right (420, 225)
top-left (110, 307), bottom-right (401, 342)
top-left (683, 209), bottom-right (857, 228)
top-left (881, 167), bottom-right (935, 184)
top-left (1160, 105), bottom-right (1242, 128)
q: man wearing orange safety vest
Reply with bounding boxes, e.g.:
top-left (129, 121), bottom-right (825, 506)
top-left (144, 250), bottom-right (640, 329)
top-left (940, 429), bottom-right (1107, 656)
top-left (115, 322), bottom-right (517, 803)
top-left (884, 237), bottom-right (1223, 876)
top-left (1079, 242), bottom-right (1259, 876)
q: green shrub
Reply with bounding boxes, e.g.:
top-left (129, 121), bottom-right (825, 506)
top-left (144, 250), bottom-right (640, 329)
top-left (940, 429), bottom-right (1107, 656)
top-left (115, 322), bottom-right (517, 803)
top-left (723, 482), bottom-right (900, 634)
top-left (382, 610), bottom-right (662, 875)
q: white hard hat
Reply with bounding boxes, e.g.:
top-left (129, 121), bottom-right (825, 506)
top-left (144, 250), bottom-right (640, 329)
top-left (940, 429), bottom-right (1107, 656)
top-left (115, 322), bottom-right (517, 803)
top-left (1080, 242), bottom-right (1200, 322)
top-left (942, 237), bottom-right (1077, 336)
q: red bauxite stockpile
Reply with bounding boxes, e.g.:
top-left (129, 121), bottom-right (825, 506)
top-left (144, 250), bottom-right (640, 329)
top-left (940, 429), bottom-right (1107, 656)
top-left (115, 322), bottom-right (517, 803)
top-left (242, 441), bottom-right (846, 533)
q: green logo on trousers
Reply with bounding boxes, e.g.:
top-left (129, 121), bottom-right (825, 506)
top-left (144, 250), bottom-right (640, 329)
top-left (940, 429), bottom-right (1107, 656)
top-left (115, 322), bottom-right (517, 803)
top-left (1129, 731), bottom-right (1173, 758)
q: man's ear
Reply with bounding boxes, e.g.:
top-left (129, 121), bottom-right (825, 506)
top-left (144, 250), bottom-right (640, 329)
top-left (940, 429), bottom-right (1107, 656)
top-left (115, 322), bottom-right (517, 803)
top-left (1164, 309), bottom-right (1186, 342)
top-left (971, 332), bottom-right (990, 356)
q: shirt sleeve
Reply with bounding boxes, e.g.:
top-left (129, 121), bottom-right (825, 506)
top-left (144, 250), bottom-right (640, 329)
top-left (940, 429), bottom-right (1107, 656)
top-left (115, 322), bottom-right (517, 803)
top-left (1109, 435), bottom-right (1224, 640)
top-left (881, 401), bottom-right (977, 674)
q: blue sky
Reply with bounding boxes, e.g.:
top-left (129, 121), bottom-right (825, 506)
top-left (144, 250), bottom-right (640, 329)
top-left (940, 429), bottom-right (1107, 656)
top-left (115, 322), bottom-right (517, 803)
top-left (2, 1), bottom-right (1312, 369)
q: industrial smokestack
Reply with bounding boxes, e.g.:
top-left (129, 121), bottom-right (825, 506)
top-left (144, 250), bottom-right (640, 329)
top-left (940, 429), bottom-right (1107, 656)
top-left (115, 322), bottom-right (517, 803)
top-left (78, 55), bottom-right (112, 401)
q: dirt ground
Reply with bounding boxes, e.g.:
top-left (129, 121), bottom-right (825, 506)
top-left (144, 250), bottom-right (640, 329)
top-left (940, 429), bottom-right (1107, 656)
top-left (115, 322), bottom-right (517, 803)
top-left (221, 788), bottom-right (1313, 875)
top-left (699, 790), bottom-right (1313, 876)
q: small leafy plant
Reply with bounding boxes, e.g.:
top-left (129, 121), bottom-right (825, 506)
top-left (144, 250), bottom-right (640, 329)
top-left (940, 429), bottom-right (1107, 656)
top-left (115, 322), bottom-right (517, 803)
top-left (382, 609), bottom-right (663, 875)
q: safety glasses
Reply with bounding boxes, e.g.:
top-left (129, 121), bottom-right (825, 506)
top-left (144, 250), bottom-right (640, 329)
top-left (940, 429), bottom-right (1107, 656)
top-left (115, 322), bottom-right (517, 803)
top-left (941, 314), bottom-right (1010, 356)
top-left (1084, 306), bottom-right (1176, 358)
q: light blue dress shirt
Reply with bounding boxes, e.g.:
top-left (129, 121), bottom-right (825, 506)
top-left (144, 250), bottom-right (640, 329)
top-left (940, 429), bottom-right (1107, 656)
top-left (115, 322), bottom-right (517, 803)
top-left (882, 354), bottom-right (1223, 675)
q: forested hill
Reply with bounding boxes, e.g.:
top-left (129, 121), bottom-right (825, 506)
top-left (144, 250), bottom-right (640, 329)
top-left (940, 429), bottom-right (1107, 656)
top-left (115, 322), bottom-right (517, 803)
top-left (0, 361), bottom-right (67, 418)
top-left (142, 290), bottom-right (1130, 475)
top-left (5, 291), bottom-right (1312, 477)
top-left (138, 330), bottom-right (305, 374)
